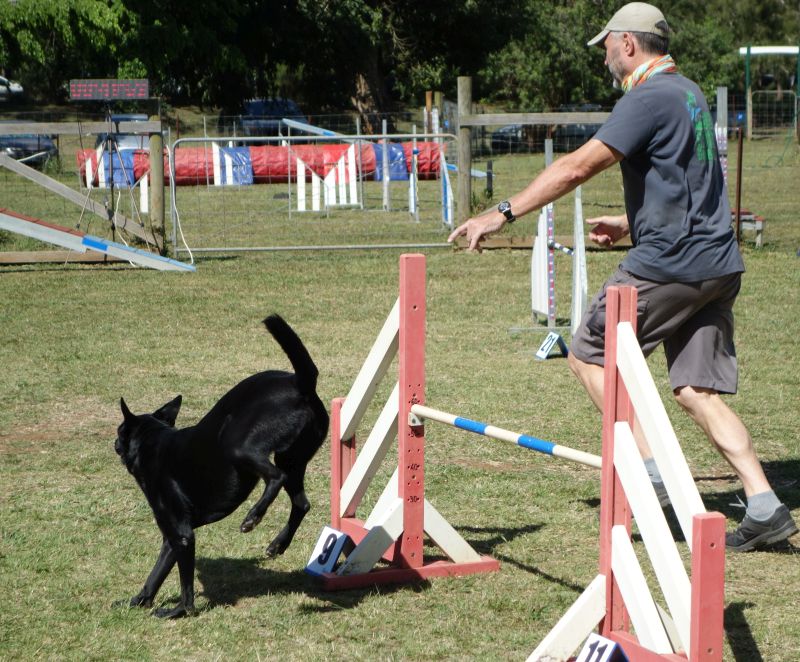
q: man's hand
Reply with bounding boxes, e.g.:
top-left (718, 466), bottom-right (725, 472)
top-left (587, 214), bottom-right (629, 247)
top-left (447, 211), bottom-right (506, 252)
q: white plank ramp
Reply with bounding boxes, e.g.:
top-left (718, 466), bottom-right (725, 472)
top-left (0, 209), bottom-right (194, 272)
top-left (531, 208), bottom-right (549, 318)
top-left (335, 497), bottom-right (404, 576)
top-left (423, 500), bottom-right (482, 564)
top-left (0, 153), bottom-right (158, 247)
top-left (339, 382), bottom-right (399, 517)
top-left (571, 186), bottom-right (588, 335)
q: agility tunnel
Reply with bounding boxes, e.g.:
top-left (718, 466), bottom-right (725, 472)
top-left (77, 141), bottom-right (443, 188)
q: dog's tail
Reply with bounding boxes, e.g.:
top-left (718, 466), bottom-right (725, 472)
top-left (264, 314), bottom-right (319, 394)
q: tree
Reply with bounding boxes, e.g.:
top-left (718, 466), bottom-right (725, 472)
top-left (0, 0), bottom-right (129, 100)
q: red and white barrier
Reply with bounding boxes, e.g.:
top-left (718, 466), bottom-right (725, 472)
top-left (528, 285), bottom-right (725, 662)
top-left (320, 254), bottom-right (499, 589)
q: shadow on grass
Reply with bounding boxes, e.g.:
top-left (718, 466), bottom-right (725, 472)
top-left (458, 523), bottom-right (587, 594)
top-left (195, 523), bottom-right (560, 613)
top-left (725, 601), bottom-right (763, 662)
top-left (196, 555), bottom-right (431, 614)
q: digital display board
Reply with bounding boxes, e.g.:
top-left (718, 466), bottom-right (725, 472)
top-left (69, 79), bottom-right (150, 101)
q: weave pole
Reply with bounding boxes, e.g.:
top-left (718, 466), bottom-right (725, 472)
top-left (410, 404), bottom-right (601, 469)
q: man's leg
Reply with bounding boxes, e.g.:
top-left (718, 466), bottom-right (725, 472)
top-left (568, 352), bottom-right (655, 460)
top-left (569, 353), bottom-right (797, 550)
top-left (673, 385), bottom-right (770, 497)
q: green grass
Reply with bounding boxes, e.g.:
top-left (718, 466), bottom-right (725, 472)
top-left (1, 132), bottom-right (799, 660)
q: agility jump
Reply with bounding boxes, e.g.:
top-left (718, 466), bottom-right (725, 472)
top-left (529, 286), bottom-right (725, 662)
top-left (314, 254), bottom-right (725, 661)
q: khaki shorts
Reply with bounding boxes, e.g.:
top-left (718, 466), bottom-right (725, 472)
top-left (569, 268), bottom-right (742, 394)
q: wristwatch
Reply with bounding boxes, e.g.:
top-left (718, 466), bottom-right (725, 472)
top-left (498, 200), bottom-right (515, 223)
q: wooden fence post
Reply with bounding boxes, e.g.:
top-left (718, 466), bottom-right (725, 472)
top-left (457, 76), bottom-right (472, 223)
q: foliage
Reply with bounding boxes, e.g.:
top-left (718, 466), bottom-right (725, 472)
top-left (1, 0), bottom-right (799, 114)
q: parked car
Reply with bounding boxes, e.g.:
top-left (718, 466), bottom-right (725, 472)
top-left (0, 121), bottom-right (58, 168)
top-left (94, 113), bottom-right (150, 151)
top-left (490, 124), bottom-right (524, 152)
top-left (0, 76), bottom-right (24, 102)
top-left (552, 103), bottom-right (603, 151)
top-left (221, 98), bottom-right (307, 137)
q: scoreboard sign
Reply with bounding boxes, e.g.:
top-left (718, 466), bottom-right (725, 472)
top-left (69, 79), bottom-right (149, 101)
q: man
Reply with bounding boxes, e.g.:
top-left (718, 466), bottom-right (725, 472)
top-left (448, 2), bottom-right (797, 551)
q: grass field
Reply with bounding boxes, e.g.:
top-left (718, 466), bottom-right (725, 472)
top-left (1, 130), bottom-right (799, 660)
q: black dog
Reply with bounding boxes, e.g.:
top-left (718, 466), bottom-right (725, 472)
top-left (114, 314), bottom-right (328, 618)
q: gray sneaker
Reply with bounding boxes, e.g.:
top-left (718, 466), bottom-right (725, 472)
top-left (726, 505), bottom-right (798, 552)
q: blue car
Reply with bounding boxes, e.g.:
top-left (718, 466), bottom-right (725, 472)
top-left (220, 98), bottom-right (308, 137)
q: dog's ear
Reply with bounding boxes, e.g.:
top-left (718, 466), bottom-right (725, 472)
top-left (153, 395), bottom-right (182, 427)
top-left (120, 397), bottom-right (135, 422)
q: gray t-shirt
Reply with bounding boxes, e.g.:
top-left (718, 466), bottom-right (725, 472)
top-left (594, 73), bottom-right (744, 282)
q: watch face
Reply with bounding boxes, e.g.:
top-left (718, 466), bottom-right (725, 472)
top-left (498, 201), bottom-right (512, 219)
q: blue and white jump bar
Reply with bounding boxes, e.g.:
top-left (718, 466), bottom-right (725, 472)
top-left (409, 404), bottom-right (601, 469)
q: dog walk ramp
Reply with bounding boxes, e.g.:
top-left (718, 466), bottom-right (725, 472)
top-left (0, 208), bottom-right (194, 272)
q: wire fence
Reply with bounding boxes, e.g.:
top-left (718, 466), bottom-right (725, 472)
top-left (751, 91), bottom-right (798, 137)
top-left (168, 133), bottom-right (457, 257)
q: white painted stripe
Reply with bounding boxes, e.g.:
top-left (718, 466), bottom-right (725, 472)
top-left (311, 170), bottom-right (321, 211)
top-left (339, 382), bottom-right (399, 517)
top-left (324, 168), bottom-right (336, 207)
top-left (296, 157), bottom-right (307, 211)
top-left (140, 173), bottom-right (149, 213)
top-left (347, 144), bottom-right (358, 204)
top-left (224, 150), bottom-right (234, 185)
top-left (552, 445), bottom-right (602, 469)
top-left (611, 526), bottom-right (674, 653)
top-left (340, 298), bottom-right (400, 440)
top-left (337, 156), bottom-right (347, 203)
top-left (212, 142), bottom-right (221, 186)
top-left (614, 422), bottom-right (691, 651)
top-left (615, 322), bottom-right (705, 548)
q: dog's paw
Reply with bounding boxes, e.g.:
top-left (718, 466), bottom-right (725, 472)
top-left (153, 605), bottom-right (193, 619)
top-left (240, 515), bottom-right (262, 533)
top-left (112, 598), bottom-right (146, 610)
top-left (128, 594), bottom-right (153, 609)
top-left (265, 540), bottom-right (288, 558)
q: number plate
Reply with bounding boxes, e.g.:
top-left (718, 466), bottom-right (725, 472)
top-left (575, 633), bottom-right (629, 662)
top-left (305, 526), bottom-right (353, 576)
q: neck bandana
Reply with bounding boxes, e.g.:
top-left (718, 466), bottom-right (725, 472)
top-left (621, 54), bottom-right (677, 93)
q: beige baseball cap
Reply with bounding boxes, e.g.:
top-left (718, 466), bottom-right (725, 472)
top-left (587, 2), bottom-right (668, 47)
